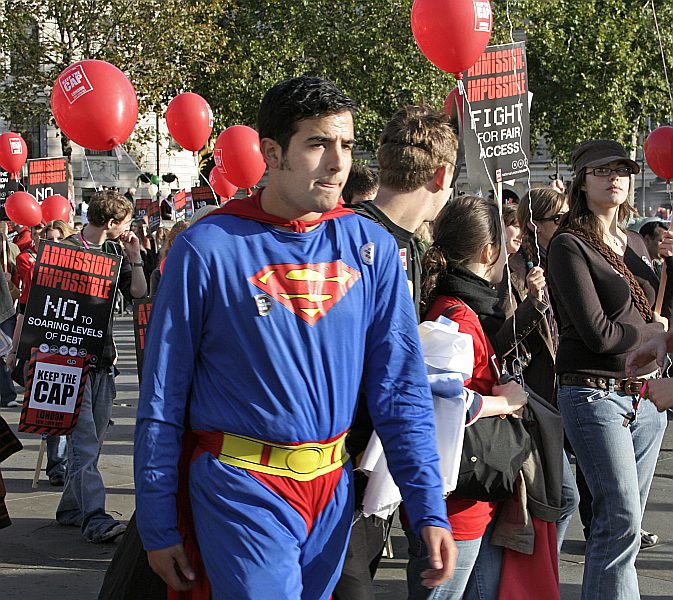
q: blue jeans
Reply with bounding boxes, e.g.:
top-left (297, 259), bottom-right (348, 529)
top-left (56, 367), bottom-right (118, 541)
top-left (45, 434), bottom-right (67, 478)
top-left (557, 385), bottom-right (666, 600)
top-left (556, 451), bottom-right (579, 555)
top-left (406, 519), bottom-right (502, 600)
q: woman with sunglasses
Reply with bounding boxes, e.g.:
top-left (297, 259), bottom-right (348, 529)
top-left (547, 140), bottom-right (672, 599)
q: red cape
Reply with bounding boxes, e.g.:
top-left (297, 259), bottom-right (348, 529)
top-left (209, 188), bottom-right (352, 232)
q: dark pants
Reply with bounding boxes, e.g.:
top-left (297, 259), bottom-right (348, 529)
top-left (332, 514), bottom-right (391, 600)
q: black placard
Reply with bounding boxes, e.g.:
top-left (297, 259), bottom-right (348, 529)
top-left (463, 42), bottom-right (531, 192)
top-left (133, 299), bottom-right (152, 384)
top-left (26, 157), bottom-right (68, 202)
top-left (18, 241), bottom-right (121, 364)
top-left (190, 186), bottom-right (217, 211)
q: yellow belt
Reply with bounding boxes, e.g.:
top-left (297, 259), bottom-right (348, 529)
top-left (217, 431), bottom-right (349, 482)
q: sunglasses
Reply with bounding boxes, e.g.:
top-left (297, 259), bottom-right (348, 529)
top-left (536, 212), bottom-right (567, 225)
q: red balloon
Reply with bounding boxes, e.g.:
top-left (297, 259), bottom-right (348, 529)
top-left (214, 126), bottom-right (266, 188)
top-left (209, 168), bottom-right (238, 199)
top-left (411, 0), bottom-right (492, 76)
top-left (0, 132), bottom-right (28, 176)
top-left (41, 194), bottom-right (72, 223)
top-left (166, 93), bottom-right (213, 152)
top-left (5, 191), bottom-right (42, 226)
top-left (50, 60), bottom-right (138, 151)
top-left (444, 87), bottom-right (464, 123)
top-left (644, 126), bottom-right (673, 181)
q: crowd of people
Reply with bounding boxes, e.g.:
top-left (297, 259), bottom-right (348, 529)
top-left (0, 75), bottom-right (671, 600)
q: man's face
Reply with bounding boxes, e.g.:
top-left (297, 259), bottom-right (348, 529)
top-left (272, 111), bottom-right (355, 216)
top-left (107, 213), bottom-right (133, 240)
top-left (645, 226), bottom-right (665, 260)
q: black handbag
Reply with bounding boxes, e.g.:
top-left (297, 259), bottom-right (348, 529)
top-left (441, 302), bottom-right (533, 502)
top-left (451, 411), bottom-right (532, 502)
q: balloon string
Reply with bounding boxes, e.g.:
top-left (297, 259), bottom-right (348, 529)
top-left (118, 144), bottom-right (146, 177)
top-left (194, 154), bottom-right (217, 197)
top-left (651, 0), bottom-right (673, 122)
top-left (82, 153), bottom-right (99, 191)
top-left (505, 2), bottom-right (540, 267)
top-left (503, 1), bottom-right (535, 385)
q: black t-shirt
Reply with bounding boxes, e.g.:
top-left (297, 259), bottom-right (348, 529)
top-left (350, 202), bottom-right (422, 318)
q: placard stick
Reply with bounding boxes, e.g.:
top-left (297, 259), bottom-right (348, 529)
top-left (655, 262), bottom-right (667, 316)
top-left (654, 184), bottom-right (673, 316)
top-left (32, 437), bottom-right (47, 489)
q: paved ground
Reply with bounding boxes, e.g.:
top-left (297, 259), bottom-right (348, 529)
top-left (1, 314), bottom-right (672, 599)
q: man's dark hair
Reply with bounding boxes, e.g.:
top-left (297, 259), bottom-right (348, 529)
top-left (87, 189), bottom-right (133, 227)
top-left (342, 164), bottom-right (378, 202)
top-left (640, 221), bottom-right (665, 238)
top-left (257, 76), bottom-right (357, 153)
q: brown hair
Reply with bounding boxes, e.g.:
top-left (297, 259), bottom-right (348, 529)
top-left (502, 204), bottom-right (519, 228)
top-left (43, 220), bottom-right (76, 240)
top-left (421, 195), bottom-right (501, 317)
top-left (377, 105), bottom-right (458, 193)
top-left (159, 221), bottom-right (189, 261)
top-left (518, 187), bottom-right (566, 262)
top-left (86, 189), bottom-right (133, 227)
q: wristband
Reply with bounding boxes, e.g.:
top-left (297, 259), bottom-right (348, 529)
top-left (130, 262), bottom-right (144, 267)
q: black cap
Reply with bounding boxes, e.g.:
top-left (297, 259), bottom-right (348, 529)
top-left (571, 140), bottom-right (640, 175)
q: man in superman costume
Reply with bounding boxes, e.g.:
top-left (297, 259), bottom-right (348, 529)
top-left (134, 76), bottom-right (456, 599)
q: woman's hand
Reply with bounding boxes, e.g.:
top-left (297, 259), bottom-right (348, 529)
top-left (659, 229), bottom-right (673, 258)
top-left (525, 266), bottom-right (546, 301)
top-left (491, 380), bottom-right (528, 417)
top-left (626, 330), bottom-right (673, 375)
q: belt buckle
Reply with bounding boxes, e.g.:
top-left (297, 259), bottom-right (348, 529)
top-left (622, 377), bottom-right (641, 395)
top-left (285, 446), bottom-right (324, 475)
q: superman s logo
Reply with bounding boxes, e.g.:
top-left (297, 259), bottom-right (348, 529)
top-left (248, 261), bottom-right (361, 325)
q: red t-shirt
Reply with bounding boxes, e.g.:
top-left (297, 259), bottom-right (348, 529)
top-left (426, 295), bottom-right (499, 540)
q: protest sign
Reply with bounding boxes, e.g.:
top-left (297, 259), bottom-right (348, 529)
top-left (18, 241), bottom-right (121, 365)
top-left (173, 190), bottom-right (187, 222)
top-left (26, 157), bottom-right (68, 202)
top-left (18, 350), bottom-right (89, 435)
top-left (133, 299), bottom-right (152, 383)
top-left (134, 197), bottom-right (151, 220)
top-left (135, 197), bottom-right (161, 231)
top-left (0, 169), bottom-right (19, 220)
top-left (148, 198), bottom-right (161, 232)
top-left (463, 42), bottom-right (530, 192)
top-left (190, 185), bottom-right (217, 211)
